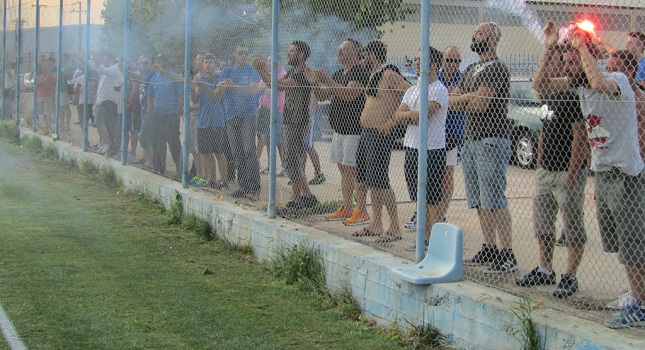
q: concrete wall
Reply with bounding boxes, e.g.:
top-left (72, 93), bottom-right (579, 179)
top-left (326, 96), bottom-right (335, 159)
top-left (27, 129), bottom-right (645, 350)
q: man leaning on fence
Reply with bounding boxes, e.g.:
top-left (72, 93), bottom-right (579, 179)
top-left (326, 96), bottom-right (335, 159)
top-left (252, 41), bottom-right (319, 209)
top-left (314, 38), bottom-right (371, 226)
top-left (383, 46), bottom-right (448, 251)
top-left (534, 21), bottom-right (644, 328)
top-left (352, 41), bottom-right (410, 243)
top-left (449, 22), bottom-right (517, 274)
top-left (146, 54), bottom-right (184, 177)
top-left (517, 42), bottom-right (589, 299)
top-left (216, 44), bottom-right (263, 200)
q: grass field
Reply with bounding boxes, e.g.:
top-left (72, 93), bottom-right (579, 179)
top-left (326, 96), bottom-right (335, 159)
top-left (0, 137), bottom-right (427, 350)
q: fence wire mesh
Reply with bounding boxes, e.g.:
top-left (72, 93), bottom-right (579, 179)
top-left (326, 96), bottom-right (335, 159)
top-left (2, 0), bottom-right (645, 332)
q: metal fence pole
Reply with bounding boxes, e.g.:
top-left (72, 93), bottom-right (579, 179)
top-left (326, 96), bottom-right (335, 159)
top-left (54, 0), bottom-right (63, 137)
top-left (182, 0), bottom-right (192, 188)
top-left (267, 0), bottom-right (279, 218)
top-left (2, 0), bottom-right (7, 121)
top-left (15, 0), bottom-right (21, 126)
top-left (32, 0), bottom-right (40, 132)
top-left (121, 0), bottom-right (130, 165)
top-left (415, 0), bottom-right (431, 262)
top-left (82, 0), bottom-right (90, 151)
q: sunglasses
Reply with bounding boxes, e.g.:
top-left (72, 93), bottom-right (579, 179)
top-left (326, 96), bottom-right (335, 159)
top-left (139, 61), bottom-right (150, 65)
top-left (404, 64), bottom-right (411, 67)
top-left (444, 58), bottom-right (462, 64)
top-left (236, 50), bottom-right (249, 55)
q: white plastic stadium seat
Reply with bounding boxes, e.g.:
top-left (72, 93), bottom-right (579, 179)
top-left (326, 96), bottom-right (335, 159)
top-left (391, 223), bottom-right (463, 284)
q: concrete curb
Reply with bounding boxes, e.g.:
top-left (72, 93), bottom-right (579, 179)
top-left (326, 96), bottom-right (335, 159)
top-left (24, 129), bottom-right (645, 350)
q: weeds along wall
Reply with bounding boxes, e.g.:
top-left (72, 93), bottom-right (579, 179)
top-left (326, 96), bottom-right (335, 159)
top-left (2, 0), bottom-right (645, 335)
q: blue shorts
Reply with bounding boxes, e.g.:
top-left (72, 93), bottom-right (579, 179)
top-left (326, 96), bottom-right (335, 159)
top-left (461, 138), bottom-right (511, 210)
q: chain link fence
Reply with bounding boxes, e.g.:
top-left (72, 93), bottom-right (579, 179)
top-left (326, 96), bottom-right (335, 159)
top-left (2, 0), bottom-right (645, 331)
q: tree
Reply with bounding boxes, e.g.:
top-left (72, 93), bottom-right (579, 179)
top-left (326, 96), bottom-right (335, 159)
top-left (256, 0), bottom-right (414, 36)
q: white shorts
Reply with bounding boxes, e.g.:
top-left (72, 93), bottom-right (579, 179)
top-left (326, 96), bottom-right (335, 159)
top-left (446, 146), bottom-right (460, 166)
top-left (330, 133), bottom-right (360, 167)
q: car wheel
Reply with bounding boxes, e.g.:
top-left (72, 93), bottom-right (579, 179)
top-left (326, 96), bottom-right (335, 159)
top-left (513, 129), bottom-right (537, 169)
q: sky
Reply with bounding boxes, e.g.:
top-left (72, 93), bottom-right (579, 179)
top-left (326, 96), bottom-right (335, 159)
top-left (3, 0), bottom-right (105, 29)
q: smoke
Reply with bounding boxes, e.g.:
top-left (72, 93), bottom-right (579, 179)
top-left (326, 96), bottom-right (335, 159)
top-left (485, 0), bottom-right (544, 45)
top-left (126, 1), bottom-right (378, 73)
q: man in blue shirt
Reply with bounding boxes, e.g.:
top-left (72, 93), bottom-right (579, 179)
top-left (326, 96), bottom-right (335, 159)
top-left (192, 53), bottom-right (229, 190)
top-left (146, 54), bottom-right (184, 176)
top-left (216, 44), bottom-right (263, 199)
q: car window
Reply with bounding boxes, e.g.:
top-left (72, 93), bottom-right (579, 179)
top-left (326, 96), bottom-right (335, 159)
top-left (510, 81), bottom-right (540, 107)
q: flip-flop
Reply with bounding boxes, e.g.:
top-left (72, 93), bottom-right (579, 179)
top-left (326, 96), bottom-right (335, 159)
top-left (351, 227), bottom-right (380, 237)
top-left (375, 235), bottom-right (403, 244)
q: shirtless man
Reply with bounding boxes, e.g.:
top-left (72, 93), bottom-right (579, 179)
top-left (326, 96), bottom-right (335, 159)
top-left (352, 41), bottom-right (411, 243)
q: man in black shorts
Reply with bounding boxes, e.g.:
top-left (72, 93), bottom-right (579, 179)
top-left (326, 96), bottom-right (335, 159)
top-left (353, 41), bottom-right (410, 242)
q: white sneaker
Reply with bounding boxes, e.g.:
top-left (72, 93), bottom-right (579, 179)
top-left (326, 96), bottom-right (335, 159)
top-left (607, 290), bottom-right (636, 310)
top-left (95, 144), bottom-right (108, 154)
top-left (404, 212), bottom-right (417, 230)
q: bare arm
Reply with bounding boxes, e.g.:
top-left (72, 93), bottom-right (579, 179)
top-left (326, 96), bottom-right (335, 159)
top-left (536, 132), bottom-right (543, 169)
top-left (571, 29), bottom-right (620, 95)
top-left (317, 69), bottom-right (364, 102)
top-left (146, 95), bottom-right (154, 115)
top-left (568, 119), bottom-right (588, 187)
top-left (533, 21), bottom-right (572, 95)
top-left (449, 86), bottom-right (497, 114)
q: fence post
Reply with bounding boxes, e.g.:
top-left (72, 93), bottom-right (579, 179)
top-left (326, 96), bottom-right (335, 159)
top-left (182, 0), bottom-right (192, 188)
top-left (2, 0), bottom-right (6, 122)
top-left (15, 1), bottom-right (21, 126)
top-left (55, 0), bottom-right (63, 137)
top-left (121, 0), bottom-right (130, 165)
top-left (82, 0), bottom-right (90, 152)
top-left (415, 0), bottom-right (431, 262)
top-left (32, 0), bottom-right (40, 132)
top-left (267, 0), bottom-right (279, 218)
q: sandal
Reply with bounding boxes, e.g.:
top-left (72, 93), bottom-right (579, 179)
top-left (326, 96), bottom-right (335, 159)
top-left (375, 235), bottom-right (402, 244)
top-left (351, 227), bottom-right (380, 237)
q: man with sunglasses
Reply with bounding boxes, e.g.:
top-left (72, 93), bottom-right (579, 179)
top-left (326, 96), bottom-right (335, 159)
top-left (217, 44), bottom-right (263, 200)
top-left (449, 22), bottom-right (517, 274)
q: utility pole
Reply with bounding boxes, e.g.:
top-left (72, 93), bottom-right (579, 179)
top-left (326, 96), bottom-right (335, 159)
top-left (70, 1), bottom-right (86, 54)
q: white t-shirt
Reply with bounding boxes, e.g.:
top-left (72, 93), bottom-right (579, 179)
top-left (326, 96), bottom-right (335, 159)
top-left (575, 71), bottom-right (644, 176)
top-left (402, 80), bottom-right (449, 150)
top-left (95, 63), bottom-right (123, 105)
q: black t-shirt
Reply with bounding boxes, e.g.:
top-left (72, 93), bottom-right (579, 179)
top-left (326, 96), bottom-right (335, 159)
top-left (283, 68), bottom-right (312, 125)
top-left (329, 65), bottom-right (370, 135)
top-left (540, 92), bottom-right (585, 172)
top-left (459, 58), bottom-right (511, 140)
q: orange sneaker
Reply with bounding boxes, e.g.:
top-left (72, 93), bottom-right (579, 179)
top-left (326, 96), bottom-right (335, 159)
top-left (325, 206), bottom-right (352, 221)
top-left (343, 209), bottom-right (371, 226)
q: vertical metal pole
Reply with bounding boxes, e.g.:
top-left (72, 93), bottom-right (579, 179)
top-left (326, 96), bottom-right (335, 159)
top-left (182, 0), bottom-right (192, 188)
top-left (54, 0), bottom-right (63, 137)
top-left (415, 0), bottom-right (431, 262)
top-left (268, 0), bottom-right (279, 218)
top-left (32, 0), bottom-right (40, 132)
top-left (2, 0), bottom-right (7, 121)
top-left (121, 0), bottom-right (129, 165)
top-left (15, 0), bottom-right (21, 126)
top-left (82, 0), bottom-right (90, 151)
